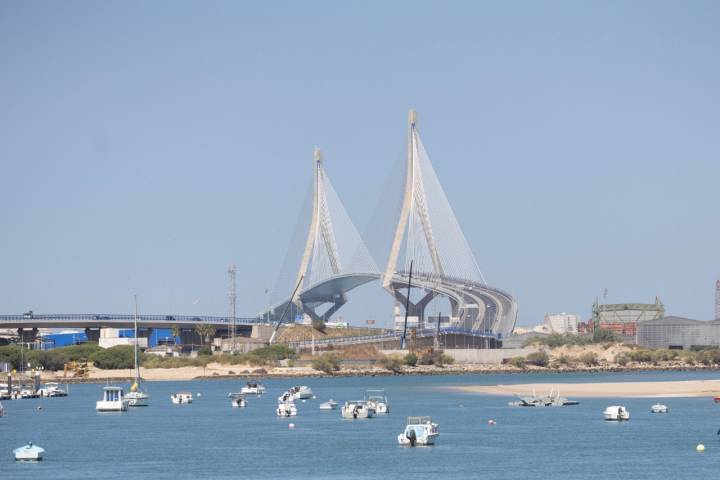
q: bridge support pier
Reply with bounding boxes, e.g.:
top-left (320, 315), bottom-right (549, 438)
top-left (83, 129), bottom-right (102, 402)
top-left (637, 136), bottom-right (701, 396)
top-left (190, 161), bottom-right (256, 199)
top-left (296, 294), bottom-right (348, 323)
top-left (390, 287), bottom-right (436, 329)
top-left (85, 328), bottom-right (101, 343)
top-left (17, 328), bottom-right (38, 343)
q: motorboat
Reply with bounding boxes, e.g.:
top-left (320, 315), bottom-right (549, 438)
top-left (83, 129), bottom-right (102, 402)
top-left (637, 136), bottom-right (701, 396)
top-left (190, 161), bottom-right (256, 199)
top-left (14, 442), bottom-right (44, 461)
top-left (171, 392), bottom-right (193, 404)
top-left (96, 386), bottom-right (128, 412)
top-left (319, 399), bottom-right (338, 410)
top-left (603, 405), bottom-right (630, 421)
top-left (364, 390), bottom-right (390, 414)
top-left (20, 388), bottom-right (39, 399)
top-left (509, 389), bottom-right (579, 407)
top-left (288, 385), bottom-right (313, 400)
top-left (341, 400), bottom-right (375, 419)
top-left (0, 401), bottom-right (4, 417)
top-left (126, 295), bottom-right (150, 407)
top-left (650, 403), bottom-right (668, 413)
top-left (397, 416), bottom-right (439, 446)
top-left (37, 382), bottom-right (68, 397)
top-left (229, 393), bottom-right (247, 408)
top-left (277, 397), bottom-right (298, 417)
top-left (240, 381), bottom-right (266, 395)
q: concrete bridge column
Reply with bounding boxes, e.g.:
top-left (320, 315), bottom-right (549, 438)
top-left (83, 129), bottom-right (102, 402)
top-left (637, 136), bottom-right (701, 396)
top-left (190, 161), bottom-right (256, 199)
top-left (85, 328), bottom-right (101, 343)
top-left (17, 328), bottom-right (38, 343)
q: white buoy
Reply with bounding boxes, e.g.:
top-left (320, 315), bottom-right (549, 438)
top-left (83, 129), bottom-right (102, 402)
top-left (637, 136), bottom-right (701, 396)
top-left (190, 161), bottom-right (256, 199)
top-left (488, 419), bottom-right (496, 425)
top-left (697, 444), bottom-right (705, 452)
top-left (197, 393), bottom-right (202, 397)
top-left (289, 423), bottom-right (295, 429)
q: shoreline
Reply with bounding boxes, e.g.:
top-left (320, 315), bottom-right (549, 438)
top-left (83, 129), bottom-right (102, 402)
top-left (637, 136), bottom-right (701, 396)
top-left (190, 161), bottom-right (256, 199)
top-left (453, 379), bottom-right (720, 398)
top-left (32, 363), bottom-right (720, 384)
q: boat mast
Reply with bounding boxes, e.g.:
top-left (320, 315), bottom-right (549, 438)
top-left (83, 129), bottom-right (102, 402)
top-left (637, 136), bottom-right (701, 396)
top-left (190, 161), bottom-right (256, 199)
top-left (133, 294), bottom-right (140, 382)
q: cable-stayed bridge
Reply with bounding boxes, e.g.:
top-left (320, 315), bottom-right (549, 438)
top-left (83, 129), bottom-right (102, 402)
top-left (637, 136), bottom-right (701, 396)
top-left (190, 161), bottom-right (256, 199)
top-left (1, 111), bottom-right (517, 346)
top-left (267, 111), bottom-right (517, 341)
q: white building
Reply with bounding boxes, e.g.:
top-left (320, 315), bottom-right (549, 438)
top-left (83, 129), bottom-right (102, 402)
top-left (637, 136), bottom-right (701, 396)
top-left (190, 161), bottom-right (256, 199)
top-left (98, 328), bottom-right (148, 349)
top-left (544, 312), bottom-right (581, 335)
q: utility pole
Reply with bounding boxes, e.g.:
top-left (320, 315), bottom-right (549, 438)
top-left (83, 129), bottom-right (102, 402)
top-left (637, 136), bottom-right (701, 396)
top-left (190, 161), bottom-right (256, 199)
top-left (228, 265), bottom-right (237, 353)
top-left (715, 280), bottom-right (720, 320)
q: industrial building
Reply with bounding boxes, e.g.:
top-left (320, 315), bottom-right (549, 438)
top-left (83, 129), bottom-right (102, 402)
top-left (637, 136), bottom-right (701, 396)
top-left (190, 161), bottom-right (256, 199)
top-left (637, 316), bottom-right (720, 350)
top-left (589, 298), bottom-right (664, 337)
top-left (544, 312), bottom-right (580, 334)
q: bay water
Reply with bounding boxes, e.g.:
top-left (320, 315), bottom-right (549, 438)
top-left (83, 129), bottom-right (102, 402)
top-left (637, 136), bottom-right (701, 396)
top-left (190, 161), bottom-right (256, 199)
top-left (2, 370), bottom-right (719, 479)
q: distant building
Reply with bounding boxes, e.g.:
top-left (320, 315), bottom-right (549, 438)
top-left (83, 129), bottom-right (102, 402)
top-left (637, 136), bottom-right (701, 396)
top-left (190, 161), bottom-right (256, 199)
top-left (98, 328), bottom-right (148, 349)
top-left (544, 312), bottom-right (580, 334)
top-left (637, 316), bottom-right (720, 350)
top-left (590, 298), bottom-right (664, 337)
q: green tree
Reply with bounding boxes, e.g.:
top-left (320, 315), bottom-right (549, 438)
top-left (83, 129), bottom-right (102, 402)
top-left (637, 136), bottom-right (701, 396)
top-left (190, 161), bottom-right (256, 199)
top-left (194, 324), bottom-right (216, 350)
top-left (311, 353), bottom-right (340, 374)
top-left (404, 352), bottom-right (418, 367)
top-left (525, 351), bottom-right (550, 367)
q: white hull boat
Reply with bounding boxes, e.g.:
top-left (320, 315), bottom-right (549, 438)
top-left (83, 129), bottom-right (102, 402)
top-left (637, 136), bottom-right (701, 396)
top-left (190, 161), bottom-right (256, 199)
top-left (603, 406), bottom-right (630, 421)
top-left (37, 383), bottom-right (67, 397)
top-left (14, 443), bottom-right (44, 461)
top-left (240, 382), bottom-right (265, 395)
top-left (650, 403), bottom-right (668, 413)
top-left (319, 399), bottom-right (338, 410)
top-left (398, 416), bottom-right (439, 446)
top-left (365, 390), bottom-right (390, 414)
top-left (171, 392), bottom-right (193, 404)
top-left (341, 401), bottom-right (375, 419)
top-left (277, 401), bottom-right (297, 417)
top-left (96, 386), bottom-right (129, 412)
top-left (229, 393), bottom-right (247, 408)
top-left (126, 391), bottom-right (149, 407)
top-left (288, 386), bottom-right (313, 400)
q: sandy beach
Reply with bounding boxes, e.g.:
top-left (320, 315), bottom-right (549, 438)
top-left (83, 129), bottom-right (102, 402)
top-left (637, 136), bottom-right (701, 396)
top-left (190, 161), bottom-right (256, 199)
top-left (454, 379), bottom-right (720, 398)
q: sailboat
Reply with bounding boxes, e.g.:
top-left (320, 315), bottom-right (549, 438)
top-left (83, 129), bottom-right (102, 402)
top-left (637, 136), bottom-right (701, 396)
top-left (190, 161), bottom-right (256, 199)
top-left (125, 294), bottom-right (149, 407)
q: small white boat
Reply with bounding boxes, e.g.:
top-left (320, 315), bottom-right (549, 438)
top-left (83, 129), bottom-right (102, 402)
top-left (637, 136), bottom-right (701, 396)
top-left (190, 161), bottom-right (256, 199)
top-left (20, 388), bottom-right (39, 399)
top-left (398, 416), bottom-right (439, 446)
top-left (650, 403), bottom-right (668, 413)
top-left (603, 405), bottom-right (630, 421)
top-left (288, 385), bottom-right (313, 400)
top-left (341, 400), bottom-right (375, 419)
top-left (0, 401), bottom-right (4, 417)
top-left (37, 382), bottom-right (67, 397)
top-left (171, 392), bottom-right (193, 405)
top-left (365, 389), bottom-right (390, 414)
top-left (240, 381), bottom-right (265, 395)
top-left (14, 442), bottom-right (44, 461)
top-left (125, 389), bottom-right (150, 407)
top-left (96, 386), bottom-right (128, 412)
top-left (229, 393), bottom-right (247, 408)
top-left (277, 400), bottom-right (298, 417)
top-left (319, 399), bottom-right (338, 410)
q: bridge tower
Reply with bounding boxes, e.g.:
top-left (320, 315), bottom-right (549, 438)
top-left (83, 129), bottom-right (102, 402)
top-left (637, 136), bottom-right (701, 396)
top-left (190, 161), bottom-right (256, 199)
top-left (384, 110), bottom-right (441, 327)
top-left (292, 148), bottom-right (347, 323)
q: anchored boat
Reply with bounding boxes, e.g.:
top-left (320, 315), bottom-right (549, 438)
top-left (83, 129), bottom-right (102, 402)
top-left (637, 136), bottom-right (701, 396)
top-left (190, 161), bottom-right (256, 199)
top-left (171, 392), bottom-right (193, 404)
top-left (341, 400), bottom-right (375, 419)
top-left (229, 393), bottom-right (247, 408)
top-left (603, 405), bottom-right (630, 421)
top-left (364, 390), bottom-right (390, 414)
top-left (96, 386), bottom-right (128, 412)
top-left (14, 442), bottom-right (44, 461)
top-left (240, 381), bottom-right (265, 395)
top-left (288, 386), bottom-right (313, 400)
top-left (126, 295), bottom-right (149, 407)
top-left (319, 399), bottom-right (338, 410)
top-left (398, 416), bottom-right (439, 446)
top-left (651, 403), bottom-right (668, 413)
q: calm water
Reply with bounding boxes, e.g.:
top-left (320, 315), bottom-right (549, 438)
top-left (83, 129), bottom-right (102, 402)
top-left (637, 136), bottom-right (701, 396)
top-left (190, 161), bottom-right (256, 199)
top-left (2, 370), bottom-right (720, 479)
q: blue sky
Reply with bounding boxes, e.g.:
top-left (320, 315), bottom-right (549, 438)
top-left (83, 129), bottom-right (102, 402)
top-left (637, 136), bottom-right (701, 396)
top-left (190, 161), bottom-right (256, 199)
top-left (1, 1), bottom-right (718, 327)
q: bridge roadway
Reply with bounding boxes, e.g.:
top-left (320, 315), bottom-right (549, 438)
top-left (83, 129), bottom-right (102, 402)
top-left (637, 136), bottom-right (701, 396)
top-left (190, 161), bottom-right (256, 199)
top-left (0, 313), bottom-right (264, 330)
top-left (267, 272), bottom-right (516, 338)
